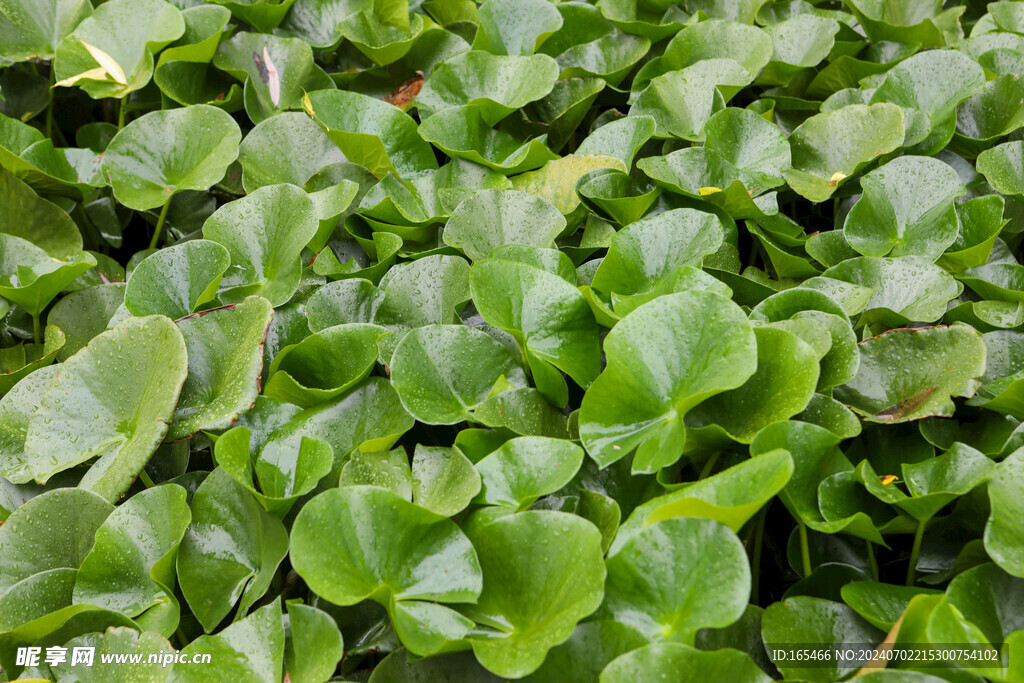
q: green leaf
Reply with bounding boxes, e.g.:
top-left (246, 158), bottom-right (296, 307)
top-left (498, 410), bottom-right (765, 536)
top-left (47, 283), bottom-right (125, 361)
top-left (213, 31), bottom-right (334, 124)
top-left (575, 115), bottom-right (657, 167)
top-left (835, 325), bottom-right (987, 423)
top-left (265, 323), bottom-right (384, 408)
top-left (471, 257), bottom-right (600, 405)
top-left (944, 562), bottom-right (1024, 646)
top-left (0, 0), bottom-right (93, 62)
top-left (202, 184), bottom-right (318, 306)
top-left (17, 315), bottom-right (186, 501)
top-left (416, 51), bottom-right (560, 125)
top-left (55, 627), bottom-right (175, 682)
top-left (176, 467), bottom-right (289, 632)
top-left (463, 510), bottom-right (606, 678)
top-left (291, 485), bottom-right (479, 655)
top-left (101, 104), bottom-right (241, 211)
top-left (173, 600), bottom-right (285, 682)
top-left (0, 488), bottom-right (112, 631)
top-left (687, 326), bottom-right (821, 443)
top-left (985, 449), bottom-right (1024, 578)
top-left (340, 447), bottom-right (413, 499)
top-left (870, 49), bottom-right (985, 153)
top-left (0, 234), bottom-right (96, 317)
top-left (52, 0), bottom-right (184, 100)
top-left (612, 450), bottom-right (793, 553)
top-left (599, 517), bottom-right (750, 644)
top-left (762, 597), bottom-right (884, 681)
top-left (216, 426), bottom-right (332, 517)
top-left (169, 296), bottom-right (273, 439)
top-left (443, 189), bottom-right (565, 261)
top-left (0, 167), bottom-right (83, 258)
top-left (152, 5), bottom-right (236, 108)
top-left (702, 107), bottom-right (791, 190)
top-left (0, 326), bottom-right (65, 396)
top-left (72, 485), bottom-right (190, 631)
top-left (844, 0), bottom-right (963, 48)
top-left (304, 88), bottom-right (438, 177)
top-left (418, 106), bottom-right (559, 174)
top-left (629, 60), bottom-right (754, 140)
top-left (472, 0), bottom-right (562, 56)
top-left (238, 112), bottom-right (346, 193)
top-left (205, 0), bottom-right (298, 32)
top-left (258, 376), bottom-right (414, 475)
top-left (600, 643), bottom-right (771, 683)
top-left (783, 104), bottom-right (905, 203)
top-left (473, 436), bottom-right (583, 510)
top-left (841, 581), bottom-right (941, 631)
top-left (843, 156), bottom-right (964, 259)
top-left (589, 208), bottom-right (725, 316)
top-left (579, 291), bottom-right (756, 473)
top-left (411, 445), bottom-right (481, 517)
top-left (824, 256), bottom-right (960, 327)
top-left (285, 601), bottom-right (344, 683)
top-left (390, 324), bottom-right (528, 425)
top-left (123, 240), bottom-right (230, 320)
top-left (759, 15), bottom-right (839, 86)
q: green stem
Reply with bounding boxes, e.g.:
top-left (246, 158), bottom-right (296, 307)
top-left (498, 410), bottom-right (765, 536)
top-left (117, 96), bottom-right (126, 130)
top-left (698, 451), bottom-right (721, 480)
top-left (45, 69), bottom-right (54, 140)
top-left (751, 507), bottom-right (767, 605)
top-left (149, 201), bottom-right (171, 250)
top-left (798, 521), bottom-right (812, 578)
top-left (906, 519), bottom-right (926, 586)
top-left (866, 540), bottom-right (879, 582)
top-left (174, 625), bottom-right (189, 649)
top-left (139, 470), bottom-right (156, 488)
top-left (32, 314), bottom-right (41, 345)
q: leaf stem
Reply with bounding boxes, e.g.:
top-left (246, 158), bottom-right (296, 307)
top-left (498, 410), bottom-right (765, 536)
top-left (117, 96), bottom-right (126, 130)
top-left (906, 519), bottom-right (926, 586)
top-left (150, 201), bottom-right (171, 250)
top-left (751, 506), bottom-right (767, 604)
top-left (866, 540), bottom-right (879, 582)
top-left (139, 470), bottom-right (156, 488)
top-left (698, 451), bottom-right (721, 480)
top-left (45, 67), bottom-right (55, 140)
top-left (31, 314), bottom-right (41, 345)
top-left (174, 625), bottom-right (189, 650)
top-left (798, 521), bottom-right (812, 577)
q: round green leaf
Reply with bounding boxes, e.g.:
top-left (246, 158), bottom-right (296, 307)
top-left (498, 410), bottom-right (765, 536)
top-left (202, 183), bottom-right (318, 306)
top-left (474, 436), bottom-right (583, 510)
top-left (20, 315), bottom-right (187, 502)
top-left (599, 517), bottom-right (750, 644)
top-left (843, 156), bottom-right (965, 259)
top-left (52, 0), bottom-right (184, 100)
top-left (174, 600), bottom-right (285, 682)
top-left (291, 485), bottom-right (482, 606)
top-left (124, 239), bottom-right (230, 320)
top-left (101, 104), bottom-right (241, 211)
top-left (600, 643), bottom-right (771, 683)
top-left (0, 0), bottom-right (93, 62)
top-left (169, 296), bottom-right (273, 439)
top-left (176, 467), bottom-right (289, 632)
top-left (238, 111), bottom-right (346, 192)
top-left (783, 103), bottom-right (905, 203)
top-left (579, 291), bottom-right (757, 473)
top-left (416, 51), bottom-right (560, 125)
top-left (0, 167), bottom-right (83, 258)
top-left (72, 484), bottom-right (190, 625)
top-left (835, 325), bottom-right (987, 423)
top-left (463, 510), bottom-right (606, 678)
top-left (264, 323), bottom-right (384, 408)
top-left (411, 445), bottom-right (481, 518)
top-left (390, 324), bottom-right (528, 425)
top-left (443, 189), bottom-right (565, 262)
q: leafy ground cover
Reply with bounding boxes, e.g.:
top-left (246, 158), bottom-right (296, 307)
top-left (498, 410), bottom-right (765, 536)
top-left (5, 0), bottom-right (1024, 680)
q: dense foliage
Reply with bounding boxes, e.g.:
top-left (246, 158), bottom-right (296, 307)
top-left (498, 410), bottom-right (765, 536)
top-left (5, 0), bottom-right (1024, 680)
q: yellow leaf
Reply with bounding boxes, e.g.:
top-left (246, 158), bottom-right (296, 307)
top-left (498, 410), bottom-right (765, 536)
top-left (698, 186), bottom-right (722, 196)
top-left (54, 66), bottom-right (110, 88)
top-left (81, 40), bottom-right (127, 85)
